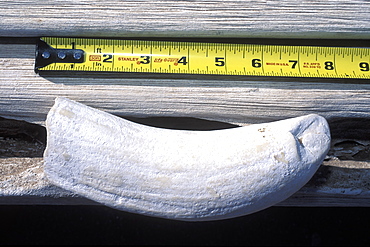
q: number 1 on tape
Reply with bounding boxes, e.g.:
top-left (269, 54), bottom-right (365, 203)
top-left (35, 37), bottom-right (370, 79)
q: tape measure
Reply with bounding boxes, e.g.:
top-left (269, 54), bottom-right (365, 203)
top-left (35, 37), bottom-right (370, 79)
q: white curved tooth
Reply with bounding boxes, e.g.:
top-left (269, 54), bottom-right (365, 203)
top-left (44, 97), bottom-right (331, 221)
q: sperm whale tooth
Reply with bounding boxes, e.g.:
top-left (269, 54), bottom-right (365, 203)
top-left (44, 97), bottom-right (331, 221)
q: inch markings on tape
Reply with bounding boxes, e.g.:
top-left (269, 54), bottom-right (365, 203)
top-left (35, 37), bottom-right (370, 79)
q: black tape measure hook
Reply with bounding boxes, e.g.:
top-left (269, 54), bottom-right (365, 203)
top-left (35, 39), bottom-right (85, 70)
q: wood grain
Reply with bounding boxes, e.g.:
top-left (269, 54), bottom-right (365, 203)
top-left (0, 0), bottom-right (369, 38)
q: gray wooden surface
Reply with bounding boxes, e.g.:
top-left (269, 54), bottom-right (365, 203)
top-left (1, 0), bottom-right (370, 38)
top-left (0, 0), bottom-right (370, 207)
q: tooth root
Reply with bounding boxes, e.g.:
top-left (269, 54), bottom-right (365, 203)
top-left (44, 97), bottom-right (331, 221)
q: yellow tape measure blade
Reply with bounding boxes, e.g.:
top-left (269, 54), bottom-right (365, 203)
top-left (35, 37), bottom-right (370, 79)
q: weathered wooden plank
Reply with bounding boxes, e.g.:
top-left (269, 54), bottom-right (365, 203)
top-left (1, 102), bottom-right (369, 207)
top-left (0, 0), bottom-right (369, 38)
top-left (1, 42), bottom-right (370, 126)
top-left (1, 106), bottom-right (369, 207)
top-left (1, 157), bottom-right (369, 207)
